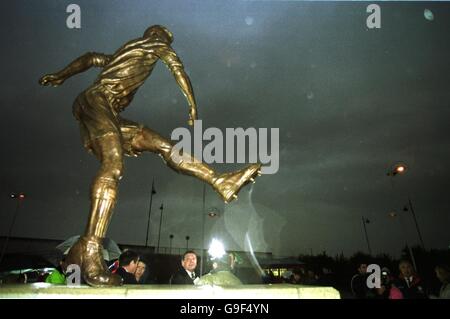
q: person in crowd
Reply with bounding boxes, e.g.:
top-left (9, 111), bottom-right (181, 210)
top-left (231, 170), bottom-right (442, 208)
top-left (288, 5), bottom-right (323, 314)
top-left (196, 252), bottom-right (242, 286)
top-left (393, 259), bottom-right (427, 299)
top-left (45, 257), bottom-right (67, 284)
top-left (135, 260), bottom-right (148, 284)
top-left (262, 270), bottom-right (276, 284)
top-left (350, 262), bottom-right (376, 298)
top-left (115, 250), bottom-right (140, 284)
top-left (318, 267), bottom-right (335, 287)
top-left (302, 268), bottom-right (319, 285)
top-left (227, 252), bottom-right (251, 283)
top-left (289, 269), bottom-right (303, 284)
top-left (433, 264), bottom-right (450, 299)
top-left (373, 267), bottom-right (398, 299)
top-left (170, 250), bottom-right (198, 285)
top-left (281, 270), bottom-right (293, 283)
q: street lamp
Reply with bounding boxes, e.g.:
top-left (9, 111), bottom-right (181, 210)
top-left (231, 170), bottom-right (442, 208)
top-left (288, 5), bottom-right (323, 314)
top-left (200, 206), bottom-right (221, 275)
top-left (361, 216), bottom-right (372, 255)
top-left (185, 236), bottom-right (190, 250)
top-left (0, 192), bottom-right (26, 266)
top-left (156, 202), bottom-right (164, 253)
top-left (169, 234), bottom-right (174, 254)
top-left (387, 162), bottom-right (408, 177)
top-left (207, 211), bottom-right (219, 218)
top-left (388, 210), bottom-right (418, 272)
top-left (10, 193), bottom-right (26, 200)
top-left (201, 184), bottom-right (206, 275)
top-left (388, 211), bottom-right (397, 218)
top-left (145, 179), bottom-right (157, 247)
top-left (200, 183), bottom-right (223, 275)
top-left (387, 162), bottom-right (425, 249)
top-left (403, 200), bottom-right (425, 249)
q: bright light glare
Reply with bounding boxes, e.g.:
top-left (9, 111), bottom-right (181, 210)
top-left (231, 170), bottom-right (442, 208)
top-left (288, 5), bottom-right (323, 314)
top-left (208, 238), bottom-right (226, 260)
top-left (396, 166), bottom-right (405, 173)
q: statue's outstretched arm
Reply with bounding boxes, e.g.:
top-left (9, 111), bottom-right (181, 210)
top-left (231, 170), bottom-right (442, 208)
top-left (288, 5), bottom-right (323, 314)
top-left (159, 47), bottom-right (198, 126)
top-left (39, 52), bottom-right (112, 87)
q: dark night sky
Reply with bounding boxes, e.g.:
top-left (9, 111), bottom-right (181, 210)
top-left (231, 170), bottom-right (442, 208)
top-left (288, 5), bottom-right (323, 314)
top-left (1, 0), bottom-right (449, 258)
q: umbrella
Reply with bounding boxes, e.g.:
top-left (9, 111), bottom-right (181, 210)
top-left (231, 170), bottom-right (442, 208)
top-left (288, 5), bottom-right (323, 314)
top-left (56, 235), bottom-right (122, 261)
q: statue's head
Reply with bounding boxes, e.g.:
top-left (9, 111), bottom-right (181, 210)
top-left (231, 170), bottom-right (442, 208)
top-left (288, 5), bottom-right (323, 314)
top-left (143, 25), bottom-right (173, 44)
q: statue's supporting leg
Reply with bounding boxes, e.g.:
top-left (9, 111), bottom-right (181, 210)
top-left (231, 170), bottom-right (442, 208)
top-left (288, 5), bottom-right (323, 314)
top-left (132, 127), bottom-right (262, 203)
top-left (65, 134), bottom-right (123, 287)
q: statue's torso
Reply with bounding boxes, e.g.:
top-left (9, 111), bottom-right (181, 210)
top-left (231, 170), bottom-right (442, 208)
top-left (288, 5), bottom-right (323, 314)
top-left (90, 37), bottom-right (173, 111)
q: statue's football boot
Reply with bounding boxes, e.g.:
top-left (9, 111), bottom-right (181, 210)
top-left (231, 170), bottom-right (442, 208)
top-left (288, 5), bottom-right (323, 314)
top-left (65, 235), bottom-right (122, 287)
top-left (213, 163), bottom-right (262, 203)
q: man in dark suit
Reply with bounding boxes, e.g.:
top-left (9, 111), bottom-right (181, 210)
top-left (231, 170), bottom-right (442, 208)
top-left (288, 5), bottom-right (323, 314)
top-left (394, 259), bottom-right (427, 299)
top-left (115, 250), bottom-right (140, 284)
top-left (170, 250), bottom-right (198, 285)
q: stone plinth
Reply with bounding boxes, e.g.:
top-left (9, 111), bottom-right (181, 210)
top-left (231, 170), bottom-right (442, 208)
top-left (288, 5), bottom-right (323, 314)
top-left (0, 283), bottom-right (340, 299)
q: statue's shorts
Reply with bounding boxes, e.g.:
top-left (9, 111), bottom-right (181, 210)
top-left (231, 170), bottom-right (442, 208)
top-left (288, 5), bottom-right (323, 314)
top-left (72, 85), bottom-right (144, 157)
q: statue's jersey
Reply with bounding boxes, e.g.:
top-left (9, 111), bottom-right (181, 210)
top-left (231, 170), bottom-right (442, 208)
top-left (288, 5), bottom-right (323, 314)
top-left (93, 37), bottom-right (183, 112)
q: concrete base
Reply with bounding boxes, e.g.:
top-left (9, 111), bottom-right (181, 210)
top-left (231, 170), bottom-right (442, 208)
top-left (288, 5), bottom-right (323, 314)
top-left (0, 283), bottom-right (340, 299)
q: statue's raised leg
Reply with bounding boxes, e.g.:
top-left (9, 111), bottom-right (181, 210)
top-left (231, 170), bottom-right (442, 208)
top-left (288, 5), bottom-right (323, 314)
top-left (132, 127), bottom-right (262, 203)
